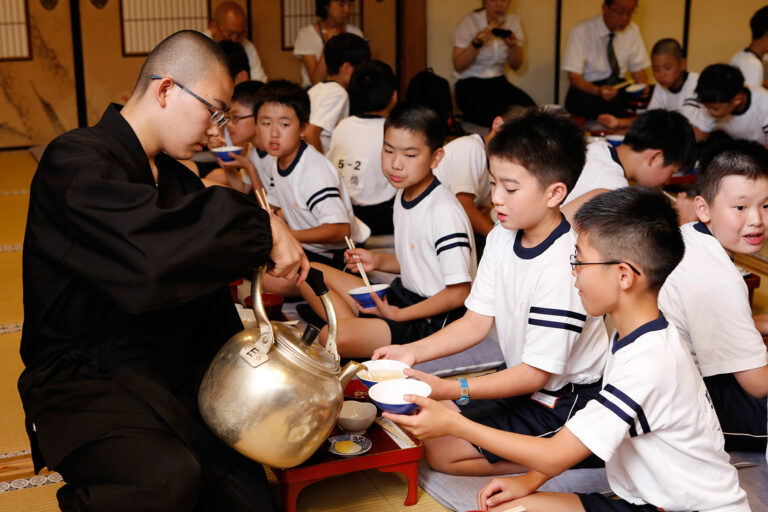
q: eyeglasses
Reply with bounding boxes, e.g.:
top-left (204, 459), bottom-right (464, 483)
top-left (229, 114), bottom-right (255, 124)
top-left (570, 252), bottom-right (641, 275)
top-left (150, 75), bottom-right (230, 128)
top-left (219, 28), bottom-right (246, 41)
top-left (607, 4), bottom-right (635, 18)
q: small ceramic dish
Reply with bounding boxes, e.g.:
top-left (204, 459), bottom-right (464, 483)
top-left (337, 400), bottom-right (377, 434)
top-left (328, 434), bottom-right (372, 457)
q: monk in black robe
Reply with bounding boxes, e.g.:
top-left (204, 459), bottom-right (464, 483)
top-left (18, 31), bottom-right (308, 511)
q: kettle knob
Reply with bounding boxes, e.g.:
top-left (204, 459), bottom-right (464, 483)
top-left (300, 324), bottom-right (321, 346)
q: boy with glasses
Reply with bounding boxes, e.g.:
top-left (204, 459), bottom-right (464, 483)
top-left (18, 30), bottom-right (307, 511)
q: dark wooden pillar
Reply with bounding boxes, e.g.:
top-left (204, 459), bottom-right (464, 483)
top-left (396, 0), bottom-right (427, 96)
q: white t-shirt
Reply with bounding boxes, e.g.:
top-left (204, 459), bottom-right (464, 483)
top-left (327, 115), bottom-right (395, 206)
top-left (201, 29), bottom-right (267, 83)
top-left (453, 9), bottom-right (524, 80)
top-left (690, 86), bottom-right (768, 144)
top-left (433, 134), bottom-right (491, 208)
top-left (465, 218), bottom-right (608, 391)
top-left (647, 71), bottom-right (701, 125)
top-left (562, 15), bottom-right (650, 83)
top-left (293, 23), bottom-right (364, 88)
top-left (393, 179), bottom-right (476, 298)
top-left (658, 222), bottom-right (768, 377)
top-left (566, 315), bottom-right (749, 512)
top-left (731, 49), bottom-right (764, 89)
top-left (563, 141), bottom-right (628, 206)
top-left (266, 142), bottom-right (369, 257)
top-left (244, 147), bottom-right (273, 189)
top-left (308, 81), bottom-right (350, 154)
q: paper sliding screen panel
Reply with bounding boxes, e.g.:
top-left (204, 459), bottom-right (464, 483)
top-left (0, 0), bottom-right (31, 61)
top-left (281, 0), bottom-right (362, 51)
top-left (120, 0), bottom-right (209, 56)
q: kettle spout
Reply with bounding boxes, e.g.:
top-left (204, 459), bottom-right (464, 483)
top-left (339, 361), bottom-right (366, 389)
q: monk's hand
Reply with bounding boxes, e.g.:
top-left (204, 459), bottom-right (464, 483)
top-left (598, 85), bottom-right (618, 101)
top-left (597, 113), bottom-right (619, 129)
top-left (382, 395), bottom-right (459, 440)
top-left (267, 213), bottom-right (310, 284)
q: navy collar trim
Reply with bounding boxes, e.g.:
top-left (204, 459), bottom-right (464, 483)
top-left (668, 71), bottom-right (689, 94)
top-left (514, 214), bottom-right (570, 259)
top-left (356, 113), bottom-right (383, 119)
top-left (277, 141), bottom-right (308, 177)
top-left (746, 48), bottom-right (761, 60)
top-left (608, 144), bottom-right (624, 170)
top-left (256, 148), bottom-right (268, 159)
top-left (612, 312), bottom-right (668, 354)
top-left (401, 177), bottom-right (440, 210)
top-left (733, 88), bottom-right (751, 116)
top-left (693, 221), bottom-right (713, 236)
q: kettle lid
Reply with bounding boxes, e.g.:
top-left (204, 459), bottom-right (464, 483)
top-left (272, 323), bottom-right (339, 373)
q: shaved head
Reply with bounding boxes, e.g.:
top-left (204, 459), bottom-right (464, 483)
top-left (214, 1), bottom-right (245, 24)
top-left (133, 30), bottom-right (229, 96)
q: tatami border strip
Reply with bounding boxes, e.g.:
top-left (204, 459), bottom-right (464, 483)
top-left (0, 323), bottom-right (23, 335)
top-left (0, 473), bottom-right (63, 493)
top-left (0, 190), bottom-right (29, 196)
top-left (0, 245), bottom-right (22, 253)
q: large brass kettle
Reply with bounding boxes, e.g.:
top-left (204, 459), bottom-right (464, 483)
top-left (198, 266), bottom-right (364, 468)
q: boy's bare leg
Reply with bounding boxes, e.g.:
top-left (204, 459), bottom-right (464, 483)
top-left (320, 317), bottom-right (393, 358)
top-left (261, 273), bottom-right (301, 297)
top-left (489, 493), bottom-right (585, 512)
top-left (300, 263), bottom-right (366, 318)
top-left (424, 400), bottom-right (528, 476)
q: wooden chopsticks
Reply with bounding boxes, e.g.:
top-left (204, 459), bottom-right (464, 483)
top-left (344, 235), bottom-right (375, 294)
top-left (255, 187), bottom-right (270, 211)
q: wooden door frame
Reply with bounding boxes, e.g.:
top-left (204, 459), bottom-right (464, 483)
top-left (396, 0), bottom-right (426, 96)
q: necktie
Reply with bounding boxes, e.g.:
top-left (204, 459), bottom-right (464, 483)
top-left (607, 32), bottom-right (620, 85)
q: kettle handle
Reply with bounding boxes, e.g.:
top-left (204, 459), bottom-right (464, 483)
top-left (251, 266), bottom-right (276, 352)
top-left (303, 268), bottom-right (340, 363)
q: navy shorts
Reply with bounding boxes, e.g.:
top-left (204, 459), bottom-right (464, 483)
top-left (705, 372), bottom-right (767, 452)
top-left (460, 381), bottom-right (603, 466)
top-left (362, 278), bottom-right (465, 345)
top-left (306, 249), bottom-right (347, 271)
top-left (579, 493), bottom-right (659, 512)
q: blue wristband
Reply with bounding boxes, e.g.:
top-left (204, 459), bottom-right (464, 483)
top-left (455, 377), bottom-right (470, 406)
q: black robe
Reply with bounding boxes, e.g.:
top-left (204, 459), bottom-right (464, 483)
top-left (18, 104), bottom-right (273, 476)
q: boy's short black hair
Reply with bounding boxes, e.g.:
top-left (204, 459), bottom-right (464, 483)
top-left (623, 109), bottom-right (697, 173)
top-left (697, 139), bottom-right (768, 204)
top-left (384, 102), bottom-right (444, 153)
top-left (232, 80), bottom-right (265, 111)
top-left (486, 108), bottom-right (586, 195)
top-left (349, 60), bottom-right (397, 115)
top-left (254, 80), bottom-right (311, 125)
top-left (696, 64), bottom-right (745, 103)
top-left (324, 33), bottom-right (370, 76)
top-left (218, 39), bottom-right (250, 80)
top-left (651, 38), bottom-right (684, 60)
top-left (574, 187), bottom-right (684, 292)
top-left (751, 6), bottom-right (768, 40)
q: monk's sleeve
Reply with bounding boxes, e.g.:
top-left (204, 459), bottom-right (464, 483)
top-left (28, 141), bottom-right (273, 313)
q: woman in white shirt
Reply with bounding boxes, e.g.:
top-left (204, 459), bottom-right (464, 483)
top-left (453, 0), bottom-right (534, 127)
top-left (293, 0), bottom-right (364, 88)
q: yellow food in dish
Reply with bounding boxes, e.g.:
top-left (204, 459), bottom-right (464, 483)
top-left (359, 369), bottom-right (404, 382)
top-left (334, 440), bottom-right (362, 454)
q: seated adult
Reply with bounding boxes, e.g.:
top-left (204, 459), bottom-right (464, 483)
top-left (452, 0), bottom-right (535, 128)
top-left (18, 30), bottom-right (308, 511)
top-left (206, 1), bottom-right (268, 83)
top-left (218, 39), bottom-right (251, 85)
top-left (293, 0), bottom-right (363, 88)
top-left (562, 0), bottom-right (650, 119)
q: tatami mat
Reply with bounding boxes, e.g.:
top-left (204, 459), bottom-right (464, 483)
top-left (0, 195), bottom-right (29, 247)
top-left (0, 252), bottom-right (23, 326)
top-left (0, 332), bottom-right (28, 456)
top-left (0, 481), bottom-right (64, 512)
top-left (0, 151), bottom-right (36, 191)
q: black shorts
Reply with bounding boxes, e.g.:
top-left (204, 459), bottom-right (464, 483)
top-left (353, 199), bottom-right (394, 236)
top-left (306, 248), bottom-right (347, 271)
top-left (579, 493), bottom-right (660, 512)
top-left (705, 372), bottom-right (768, 452)
top-left (361, 278), bottom-right (465, 345)
top-left (460, 381), bottom-right (603, 466)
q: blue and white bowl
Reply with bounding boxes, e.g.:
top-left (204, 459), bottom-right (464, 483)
top-left (347, 284), bottom-right (388, 309)
top-left (606, 134), bottom-right (624, 147)
top-left (368, 379), bottom-right (431, 415)
top-left (625, 83), bottom-right (646, 97)
top-left (211, 145), bottom-right (244, 162)
top-left (357, 359), bottom-right (410, 389)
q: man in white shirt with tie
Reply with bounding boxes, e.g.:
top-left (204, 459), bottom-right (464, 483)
top-left (562, 0), bottom-right (650, 119)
